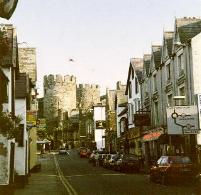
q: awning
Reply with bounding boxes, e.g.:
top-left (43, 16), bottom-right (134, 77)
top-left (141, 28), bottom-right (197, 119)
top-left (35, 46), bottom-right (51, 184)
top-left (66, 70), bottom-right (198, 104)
top-left (142, 132), bottom-right (162, 142)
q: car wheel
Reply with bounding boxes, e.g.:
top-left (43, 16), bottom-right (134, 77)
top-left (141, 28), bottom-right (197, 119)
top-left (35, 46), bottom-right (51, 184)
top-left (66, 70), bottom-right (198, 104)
top-left (150, 173), bottom-right (155, 182)
top-left (161, 174), bottom-right (168, 185)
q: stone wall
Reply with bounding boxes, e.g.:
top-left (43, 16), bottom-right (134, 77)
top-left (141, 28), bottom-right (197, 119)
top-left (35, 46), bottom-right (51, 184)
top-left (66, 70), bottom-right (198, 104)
top-left (43, 74), bottom-right (76, 120)
top-left (18, 48), bottom-right (37, 83)
top-left (77, 84), bottom-right (100, 111)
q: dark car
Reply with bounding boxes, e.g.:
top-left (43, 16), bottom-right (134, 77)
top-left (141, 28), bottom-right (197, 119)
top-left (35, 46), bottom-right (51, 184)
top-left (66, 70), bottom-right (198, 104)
top-left (150, 155), bottom-right (199, 185)
top-left (119, 154), bottom-right (140, 173)
top-left (58, 148), bottom-right (69, 155)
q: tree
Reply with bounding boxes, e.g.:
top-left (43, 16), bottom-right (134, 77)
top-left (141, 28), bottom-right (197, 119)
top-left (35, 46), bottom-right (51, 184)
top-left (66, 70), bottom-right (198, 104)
top-left (0, 111), bottom-right (21, 139)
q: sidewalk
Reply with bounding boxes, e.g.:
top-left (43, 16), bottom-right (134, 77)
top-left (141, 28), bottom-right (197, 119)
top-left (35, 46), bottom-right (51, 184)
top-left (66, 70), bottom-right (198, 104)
top-left (14, 153), bottom-right (66, 195)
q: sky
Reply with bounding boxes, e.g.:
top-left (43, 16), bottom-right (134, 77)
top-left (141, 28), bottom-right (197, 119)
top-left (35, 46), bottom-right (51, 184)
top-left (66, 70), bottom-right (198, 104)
top-left (1, 0), bottom-right (201, 96)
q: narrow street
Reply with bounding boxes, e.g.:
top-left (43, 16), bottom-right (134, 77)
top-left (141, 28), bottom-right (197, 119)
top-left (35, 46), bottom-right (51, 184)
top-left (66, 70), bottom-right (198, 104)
top-left (54, 150), bottom-right (198, 195)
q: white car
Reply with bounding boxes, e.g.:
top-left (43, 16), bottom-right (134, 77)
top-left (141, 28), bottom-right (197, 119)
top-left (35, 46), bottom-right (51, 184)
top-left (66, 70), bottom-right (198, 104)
top-left (59, 148), bottom-right (69, 155)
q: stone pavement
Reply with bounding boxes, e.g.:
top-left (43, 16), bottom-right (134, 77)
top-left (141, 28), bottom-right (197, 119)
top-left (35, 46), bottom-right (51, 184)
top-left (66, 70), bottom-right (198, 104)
top-left (14, 153), bottom-right (66, 195)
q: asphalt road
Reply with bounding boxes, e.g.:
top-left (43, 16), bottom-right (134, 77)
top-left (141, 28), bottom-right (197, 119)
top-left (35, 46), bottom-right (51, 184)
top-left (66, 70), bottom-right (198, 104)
top-left (56, 149), bottom-right (199, 195)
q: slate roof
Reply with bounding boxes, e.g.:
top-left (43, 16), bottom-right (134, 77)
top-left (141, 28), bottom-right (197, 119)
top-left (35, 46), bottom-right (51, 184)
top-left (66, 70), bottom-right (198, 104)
top-left (152, 45), bottom-right (162, 69)
top-left (130, 58), bottom-right (143, 82)
top-left (125, 58), bottom-right (143, 94)
top-left (176, 18), bottom-right (201, 43)
top-left (164, 32), bottom-right (174, 56)
top-left (143, 54), bottom-right (151, 77)
top-left (15, 73), bottom-right (29, 98)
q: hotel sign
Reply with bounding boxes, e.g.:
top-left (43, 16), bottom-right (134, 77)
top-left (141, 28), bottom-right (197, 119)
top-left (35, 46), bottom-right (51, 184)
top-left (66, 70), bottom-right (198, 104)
top-left (133, 113), bottom-right (150, 126)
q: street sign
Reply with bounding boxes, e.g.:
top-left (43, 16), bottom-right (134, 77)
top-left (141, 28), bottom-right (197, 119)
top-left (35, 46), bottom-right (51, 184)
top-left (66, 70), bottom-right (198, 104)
top-left (166, 106), bottom-right (199, 134)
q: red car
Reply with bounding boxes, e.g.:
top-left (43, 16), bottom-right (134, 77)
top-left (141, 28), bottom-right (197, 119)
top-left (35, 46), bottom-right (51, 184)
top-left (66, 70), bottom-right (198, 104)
top-left (79, 148), bottom-right (88, 158)
top-left (150, 155), bottom-right (198, 185)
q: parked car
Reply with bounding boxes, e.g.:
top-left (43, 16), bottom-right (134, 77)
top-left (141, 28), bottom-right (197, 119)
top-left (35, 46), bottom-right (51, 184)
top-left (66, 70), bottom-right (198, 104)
top-left (103, 154), bottom-right (117, 169)
top-left (114, 154), bottom-right (124, 171)
top-left (79, 147), bottom-right (88, 158)
top-left (59, 148), bottom-right (69, 155)
top-left (150, 155), bottom-right (199, 185)
top-left (108, 154), bottom-right (120, 169)
top-left (119, 154), bottom-right (140, 173)
top-left (99, 154), bottom-right (108, 166)
top-left (89, 151), bottom-right (95, 162)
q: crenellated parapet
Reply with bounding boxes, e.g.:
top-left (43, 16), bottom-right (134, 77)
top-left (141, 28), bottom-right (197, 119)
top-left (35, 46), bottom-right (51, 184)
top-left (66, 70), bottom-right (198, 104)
top-left (77, 83), bottom-right (100, 110)
top-left (44, 74), bottom-right (76, 89)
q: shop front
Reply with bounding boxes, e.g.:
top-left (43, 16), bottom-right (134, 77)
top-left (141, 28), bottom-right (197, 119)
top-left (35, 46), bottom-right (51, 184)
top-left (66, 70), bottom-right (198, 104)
top-left (142, 127), bottom-right (167, 169)
top-left (128, 127), bottom-right (142, 157)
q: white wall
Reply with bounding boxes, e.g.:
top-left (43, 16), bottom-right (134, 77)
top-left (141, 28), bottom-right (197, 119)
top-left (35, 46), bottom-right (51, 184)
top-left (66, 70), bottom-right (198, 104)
top-left (0, 135), bottom-right (10, 185)
top-left (94, 106), bottom-right (105, 121)
top-left (94, 129), bottom-right (105, 150)
top-left (116, 107), bottom-right (127, 138)
top-left (191, 33), bottom-right (201, 95)
top-left (15, 99), bottom-right (28, 176)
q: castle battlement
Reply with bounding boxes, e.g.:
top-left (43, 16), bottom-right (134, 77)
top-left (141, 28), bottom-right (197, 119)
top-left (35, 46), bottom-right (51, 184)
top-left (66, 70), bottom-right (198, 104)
top-left (44, 74), bottom-right (76, 88)
top-left (77, 83), bottom-right (100, 90)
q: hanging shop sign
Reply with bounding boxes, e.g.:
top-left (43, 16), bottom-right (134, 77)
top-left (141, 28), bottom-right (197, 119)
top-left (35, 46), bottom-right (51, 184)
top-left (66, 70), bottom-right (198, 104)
top-left (0, 0), bottom-right (18, 19)
top-left (27, 110), bottom-right (37, 127)
top-left (133, 113), bottom-right (150, 126)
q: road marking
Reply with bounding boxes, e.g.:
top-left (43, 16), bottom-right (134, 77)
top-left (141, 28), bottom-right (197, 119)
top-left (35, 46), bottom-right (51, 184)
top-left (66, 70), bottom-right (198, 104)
top-left (65, 173), bottom-right (126, 178)
top-left (53, 154), bottom-right (78, 195)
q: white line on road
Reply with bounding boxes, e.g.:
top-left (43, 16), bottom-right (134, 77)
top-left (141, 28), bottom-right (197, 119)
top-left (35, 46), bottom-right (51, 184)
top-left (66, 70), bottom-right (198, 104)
top-left (53, 154), bottom-right (78, 195)
top-left (65, 173), bottom-right (126, 178)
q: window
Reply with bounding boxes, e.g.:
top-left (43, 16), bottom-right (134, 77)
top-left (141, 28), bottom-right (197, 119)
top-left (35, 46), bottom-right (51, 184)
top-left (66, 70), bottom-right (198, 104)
top-left (167, 94), bottom-right (173, 107)
top-left (135, 77), bottom-right (139, 94)
top-left (128, 82), bottom-right (132, 98)
top-left (16, 124), bottom-right (24, 147)
top-left (160, 156), bottom-right (169, 165)
top-left (128, 103), bottom-right (133, 124)
top-left (179, 87), bottom-right (185, 105)
top-left (154, 102), bottom-right (159, 124)
top-left (137, 100), bottom-right (140, 111)
top-left (178, 54), bottom-right (184, 76)
top-left (166, 63), bottom-right (171, 80)
top-left (153, 74), bottom-right (157, 91)
top-left (131, 68), bottom-right (134, 79)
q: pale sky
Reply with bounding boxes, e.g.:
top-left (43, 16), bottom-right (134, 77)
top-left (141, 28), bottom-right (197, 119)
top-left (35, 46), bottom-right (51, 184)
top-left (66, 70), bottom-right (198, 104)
top-left (1, 0), bottom-right (201, 95)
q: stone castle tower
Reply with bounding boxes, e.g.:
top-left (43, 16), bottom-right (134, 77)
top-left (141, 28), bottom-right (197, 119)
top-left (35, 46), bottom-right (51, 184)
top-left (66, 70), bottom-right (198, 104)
top-left (43, 74), bottom-right (76, 120)
top-left (77, 84), bottom-right (100, 111)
